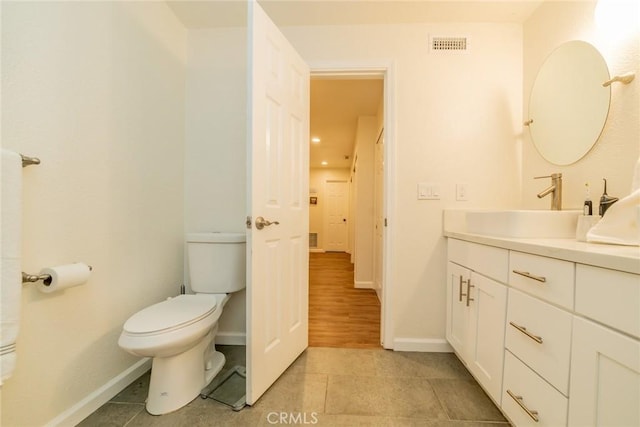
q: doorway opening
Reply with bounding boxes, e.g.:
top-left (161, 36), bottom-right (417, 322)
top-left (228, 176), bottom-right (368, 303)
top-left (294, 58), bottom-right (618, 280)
top-left (308, 76), bottom-right (385, 349)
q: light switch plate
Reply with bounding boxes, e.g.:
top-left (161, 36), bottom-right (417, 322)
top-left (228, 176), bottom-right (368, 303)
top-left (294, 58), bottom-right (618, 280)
top-left (418, 183), bottom-right (440, 200)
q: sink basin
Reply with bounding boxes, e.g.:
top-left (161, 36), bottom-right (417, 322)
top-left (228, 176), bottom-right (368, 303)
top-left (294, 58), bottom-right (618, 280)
top-left (465, 210), bottom-right (581, 238)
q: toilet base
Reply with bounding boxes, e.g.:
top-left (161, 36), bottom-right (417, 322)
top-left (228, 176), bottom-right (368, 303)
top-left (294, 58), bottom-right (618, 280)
top-left (145, 330), bottom-right (226, 415)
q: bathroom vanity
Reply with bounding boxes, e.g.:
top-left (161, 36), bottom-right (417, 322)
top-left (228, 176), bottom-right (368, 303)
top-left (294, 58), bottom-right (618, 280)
top-left (444, 210), bottom-right (640, 427)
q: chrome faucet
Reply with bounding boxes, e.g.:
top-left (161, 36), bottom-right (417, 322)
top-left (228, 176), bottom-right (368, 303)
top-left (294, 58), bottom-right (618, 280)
top-left (535, 173), bottom-right (562, 210)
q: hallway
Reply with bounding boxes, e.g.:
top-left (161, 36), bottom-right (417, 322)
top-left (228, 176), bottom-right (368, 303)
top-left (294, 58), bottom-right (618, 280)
top-left (309, 252), bottom-right (381, 348)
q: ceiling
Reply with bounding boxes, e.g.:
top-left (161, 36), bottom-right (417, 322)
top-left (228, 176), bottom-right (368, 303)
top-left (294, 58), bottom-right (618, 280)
top-left (167, 1), bottom-right (546, 28)
top-left (311, 78), bottom-right (384, 169)
top-left (166, 0), bottom-right (545, 170)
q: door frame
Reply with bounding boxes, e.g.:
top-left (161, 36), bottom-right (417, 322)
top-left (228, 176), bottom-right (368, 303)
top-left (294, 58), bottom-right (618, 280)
top-left (310, 60), bottom-right (396, 349)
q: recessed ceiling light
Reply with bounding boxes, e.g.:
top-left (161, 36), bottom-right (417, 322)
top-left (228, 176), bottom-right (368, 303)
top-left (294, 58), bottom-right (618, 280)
top-left (311, 137), bottom-right (321, 143)
top-left (321, 161), bottom-right (328, 166)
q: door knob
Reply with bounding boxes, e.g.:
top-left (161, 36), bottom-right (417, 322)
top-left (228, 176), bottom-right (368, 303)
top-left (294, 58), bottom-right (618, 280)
top-left (255, 216), bottom-right (280, 230)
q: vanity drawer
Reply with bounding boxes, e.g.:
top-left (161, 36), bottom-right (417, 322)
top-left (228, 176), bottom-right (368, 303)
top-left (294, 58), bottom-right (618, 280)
top-left (448, 239), bottom-right (508, 283)
top-left (509, 251), bottom-right (574, 309)
top-left (505, 288), bottom-right (572, 395)
top-left (575, 264), bottom-right (640, 339)
top-left (503, 350), bottom-right (568, 427)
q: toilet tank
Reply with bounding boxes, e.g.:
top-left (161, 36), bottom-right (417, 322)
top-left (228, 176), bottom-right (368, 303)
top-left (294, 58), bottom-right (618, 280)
top-left (186, 232), bottom-right (246, 294)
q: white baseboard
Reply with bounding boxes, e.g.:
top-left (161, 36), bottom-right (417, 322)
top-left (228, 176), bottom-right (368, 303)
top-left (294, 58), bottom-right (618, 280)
top-left (354, 281), bottom-right (374, 289)
top-left (393, 338), bottom-right (453, 353)
top-left (46, 358), bottom-right (151, 427)
top-left (309, 248), bottom-right (325, 253)
top-left (216, 332), bottom-right (246, 346)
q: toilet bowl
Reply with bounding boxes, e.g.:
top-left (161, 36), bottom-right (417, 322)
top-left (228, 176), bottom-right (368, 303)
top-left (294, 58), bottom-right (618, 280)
top-left (118, 232), bottom-right (246, 415)
top-left (118, 293), bottom-right (230, 415)
top-left (119, 294), bottom-right (227, 358)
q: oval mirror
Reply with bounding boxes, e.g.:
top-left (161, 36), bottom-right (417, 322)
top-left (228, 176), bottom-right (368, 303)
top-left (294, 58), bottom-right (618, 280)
top-left (528, 40), bottom-right (611, 165)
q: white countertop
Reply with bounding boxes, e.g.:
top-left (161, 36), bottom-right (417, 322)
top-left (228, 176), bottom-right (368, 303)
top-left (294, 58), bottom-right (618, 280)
top-left (443, 209), bottom-right (640, 274)
top-left (444, 231), bottom-right (640, 275)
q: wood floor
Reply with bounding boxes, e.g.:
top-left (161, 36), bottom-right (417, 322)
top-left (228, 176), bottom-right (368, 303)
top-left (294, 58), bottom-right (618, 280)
top-left (309, 252), bottom-right (381, 348)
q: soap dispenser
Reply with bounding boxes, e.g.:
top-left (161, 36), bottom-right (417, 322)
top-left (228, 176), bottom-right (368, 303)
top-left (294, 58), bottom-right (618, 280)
top-left (598, 178), bottom-right (619, 216)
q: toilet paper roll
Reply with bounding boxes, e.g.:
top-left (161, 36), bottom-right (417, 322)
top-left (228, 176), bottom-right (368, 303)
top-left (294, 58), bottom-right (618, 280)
top-left (37, 263), bottom-right (91, 294)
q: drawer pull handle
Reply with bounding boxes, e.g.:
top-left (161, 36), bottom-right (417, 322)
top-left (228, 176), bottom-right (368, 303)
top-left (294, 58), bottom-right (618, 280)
top-left (466, 279), bottom-right (474, 307)
top-left (459, 276), bottom-right (467, 302)
top-left (513, 270), bottom-right (547, 283)
top-left (509, 321), bottom-right (543, 344)
top-left (507, 389), bottom-right (539, 422)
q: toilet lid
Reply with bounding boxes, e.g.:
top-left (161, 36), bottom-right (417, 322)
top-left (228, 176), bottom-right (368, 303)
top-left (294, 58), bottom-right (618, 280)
top-left (123, 294), bottom-right (218, 335)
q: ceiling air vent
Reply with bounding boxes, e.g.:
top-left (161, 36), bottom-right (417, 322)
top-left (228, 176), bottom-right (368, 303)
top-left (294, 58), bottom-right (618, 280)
top-left (430, 36), bottom-right (469, 52)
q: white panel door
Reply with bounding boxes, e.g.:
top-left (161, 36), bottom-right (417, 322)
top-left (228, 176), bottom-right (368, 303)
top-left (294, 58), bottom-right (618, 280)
top-left (247, 0), bottom-right (309, 405)
top-left (325, 180), bottom-right (348, 252)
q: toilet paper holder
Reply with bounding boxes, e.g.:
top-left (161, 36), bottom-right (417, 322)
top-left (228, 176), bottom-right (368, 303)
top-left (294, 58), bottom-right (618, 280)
top-left (22, 265), bottom-right (93, 286)
top-left (22, 272), bottom-right (52, 285)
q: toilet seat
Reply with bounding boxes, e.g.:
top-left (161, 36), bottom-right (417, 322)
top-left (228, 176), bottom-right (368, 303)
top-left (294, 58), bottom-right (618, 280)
top-left (123, 294), bottom-right (219, 336)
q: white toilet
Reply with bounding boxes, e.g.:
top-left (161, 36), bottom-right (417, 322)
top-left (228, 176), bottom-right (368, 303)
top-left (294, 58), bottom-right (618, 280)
top-left (118, 232), bottom-right (246, 415)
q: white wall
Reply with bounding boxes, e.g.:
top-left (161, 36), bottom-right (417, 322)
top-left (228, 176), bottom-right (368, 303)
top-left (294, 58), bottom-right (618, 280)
top-left (185, 28), bottom-right (247, 234)
top-left (309, 168), bottom-right (351, 251)
top-left (281, 23), bottom-right (523, 347)
top-left (522, 1), bottom-right (640, 209)
top-left (184, 27), bottom-right (247, 341)
top-left (1, 2), bottom-right (186, 425)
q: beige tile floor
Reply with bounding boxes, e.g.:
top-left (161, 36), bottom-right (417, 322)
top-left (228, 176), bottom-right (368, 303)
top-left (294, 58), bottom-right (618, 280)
top-left (79, 346), bottom-right (510, 426)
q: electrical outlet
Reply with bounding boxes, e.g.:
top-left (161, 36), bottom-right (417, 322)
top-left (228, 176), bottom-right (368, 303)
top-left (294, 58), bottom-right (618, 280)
top-left (456, 183), bottom-right (469, 201)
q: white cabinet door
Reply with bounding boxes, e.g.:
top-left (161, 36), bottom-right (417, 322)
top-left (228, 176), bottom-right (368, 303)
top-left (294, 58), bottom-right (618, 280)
top-left (446, 261), bottom-right (507, 403)
top-left (568, 317), bottom-right (640, 427)
top-left (446, 262), bottom-right (471, 360)
top-left (467, 272), bottom-right (508, 403)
